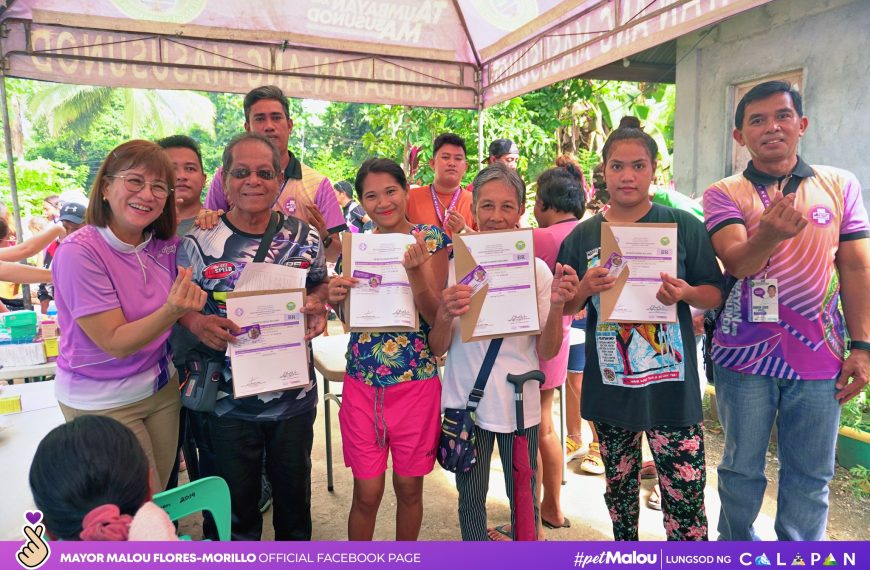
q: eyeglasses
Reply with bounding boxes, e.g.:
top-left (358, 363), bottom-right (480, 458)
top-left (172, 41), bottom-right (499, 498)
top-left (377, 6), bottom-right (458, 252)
top-left (108, 175), bottom-right (172, 198)
top-left (228, 168), bottom-right (278, 181)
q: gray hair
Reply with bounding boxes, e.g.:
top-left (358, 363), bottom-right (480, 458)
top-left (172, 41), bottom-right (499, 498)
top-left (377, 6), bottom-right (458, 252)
top-left (470, 162), bottom-right (526, 209)
top-left (221, 132), bottom-right (282, 182)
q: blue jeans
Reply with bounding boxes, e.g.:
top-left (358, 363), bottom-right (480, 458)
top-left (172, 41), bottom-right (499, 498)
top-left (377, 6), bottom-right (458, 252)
top-left (713, 364), bottom-right (840, 541)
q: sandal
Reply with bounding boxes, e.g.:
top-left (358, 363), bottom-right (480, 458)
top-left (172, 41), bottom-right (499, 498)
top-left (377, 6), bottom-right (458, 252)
top-left (647, 484), bottom-right (662, 510)
top-left (565, 435), bottom-right (583, 460)
top-left (487, 524), bottom-right (512, 541)
top-left (580, 442), bottom-right (605, 475)
top-left (640, 460), bottom-right (657, 480)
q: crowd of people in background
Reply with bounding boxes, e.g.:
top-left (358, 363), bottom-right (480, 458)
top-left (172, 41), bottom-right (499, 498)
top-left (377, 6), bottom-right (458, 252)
top-left (7, 80), bottom-right (867, 545)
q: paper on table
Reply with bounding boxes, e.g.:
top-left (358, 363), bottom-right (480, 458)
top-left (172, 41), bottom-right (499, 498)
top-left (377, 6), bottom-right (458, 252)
top-left (234, 262), bottom-right (306, 292)
top-left (454, 229), bottom-right (539, 341)
top-left (226, 289), bottom-right (310, 399)
top-left (344, 232), bottom-right (418, 332)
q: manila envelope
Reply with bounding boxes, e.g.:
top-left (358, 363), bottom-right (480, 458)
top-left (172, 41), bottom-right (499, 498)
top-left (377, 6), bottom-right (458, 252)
top-left (599, 222), bottom-right (677, 323)
top-left (342, 232), bottom-right (418, 333)
top-left (454, 229), bottom-right (539, 343)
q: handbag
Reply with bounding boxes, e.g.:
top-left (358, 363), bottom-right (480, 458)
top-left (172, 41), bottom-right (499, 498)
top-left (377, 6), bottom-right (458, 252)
top-left (180, 212), bottom-right (284, 411)
top-left (437, 338), bottom-right (503, 473)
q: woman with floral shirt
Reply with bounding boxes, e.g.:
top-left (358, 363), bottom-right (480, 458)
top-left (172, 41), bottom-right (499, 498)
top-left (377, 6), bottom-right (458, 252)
top-left (327, 158), bottom-right (450, 540)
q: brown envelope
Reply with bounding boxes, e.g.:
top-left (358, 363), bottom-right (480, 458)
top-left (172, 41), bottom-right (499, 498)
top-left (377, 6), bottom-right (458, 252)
top-left (599, 222), bottom-right (677, 323)
top-left (342, 232), bottom-right (419, 333)
top-left (454, 229), bottom-right (540, 343)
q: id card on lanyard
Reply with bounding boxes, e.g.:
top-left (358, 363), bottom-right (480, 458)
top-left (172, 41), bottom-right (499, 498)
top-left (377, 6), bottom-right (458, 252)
top-left (430, 185), bottom-right (461, 227)
top-left (747, 176), bottom-right (801, 323)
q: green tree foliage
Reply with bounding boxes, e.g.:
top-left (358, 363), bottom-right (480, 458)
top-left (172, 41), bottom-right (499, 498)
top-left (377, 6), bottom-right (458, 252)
top-left (0, 158), bottom-right (89, 219)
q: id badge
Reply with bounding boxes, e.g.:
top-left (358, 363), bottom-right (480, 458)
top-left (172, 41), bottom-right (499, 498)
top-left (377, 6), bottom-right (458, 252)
top-left (749, 279), bottom-right (779, 323)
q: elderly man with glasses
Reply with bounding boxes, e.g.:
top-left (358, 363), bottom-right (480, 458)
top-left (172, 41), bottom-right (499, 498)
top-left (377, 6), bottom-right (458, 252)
top-left (179, 132), bottom-right (330, 541)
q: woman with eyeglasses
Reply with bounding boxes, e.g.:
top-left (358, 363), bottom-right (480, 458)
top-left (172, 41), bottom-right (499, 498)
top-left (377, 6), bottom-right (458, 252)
top-left (51, 140), bottom-right (207, 494)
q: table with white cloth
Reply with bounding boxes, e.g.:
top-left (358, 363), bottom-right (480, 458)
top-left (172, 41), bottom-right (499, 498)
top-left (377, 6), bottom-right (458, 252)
top-left (0, 380), bottom-right (63, 540)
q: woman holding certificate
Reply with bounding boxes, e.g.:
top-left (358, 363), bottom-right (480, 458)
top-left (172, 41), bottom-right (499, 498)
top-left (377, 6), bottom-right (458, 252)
top-left (327, 158), bottom-right (450, 541)
top-left (551, 117), bottom-right (724, 541)
top-left (429, 163), bottom-right (580, 541)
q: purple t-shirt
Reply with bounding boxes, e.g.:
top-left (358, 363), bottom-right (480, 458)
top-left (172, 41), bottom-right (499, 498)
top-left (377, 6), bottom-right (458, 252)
top-left (703, 164), bottom-right (870, 380)
top-left (52, 225), bottom-right (179, 409)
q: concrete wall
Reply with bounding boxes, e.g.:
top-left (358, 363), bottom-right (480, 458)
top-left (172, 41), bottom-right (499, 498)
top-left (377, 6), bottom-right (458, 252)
top-left (674, 0), bottom-right (870, 210)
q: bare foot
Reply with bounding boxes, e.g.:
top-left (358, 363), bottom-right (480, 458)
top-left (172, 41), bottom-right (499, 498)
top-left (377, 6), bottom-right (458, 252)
top-left (487, 524), bottom-right (512, 541)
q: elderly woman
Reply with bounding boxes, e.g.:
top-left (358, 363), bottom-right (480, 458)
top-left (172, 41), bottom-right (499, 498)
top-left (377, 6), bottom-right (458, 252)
top-left (427, 163), bottom-right (579, 541)
top-left (178, 132), bottom-right (329, 541)
top-left (51, 140), bottom-right (206, 493)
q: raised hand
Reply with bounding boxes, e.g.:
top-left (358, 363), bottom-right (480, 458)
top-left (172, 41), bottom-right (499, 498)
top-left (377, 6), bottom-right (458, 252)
top-left (301, 296), bottom-right (328, 340)
top-left (440, 284), bottom-right (473, 320)
top-left (444, 208), bottom-right (467, 234)
top-left (656, 272), bottom-right (691, 306)
top-left (193, 208), bottom-right (224, 230)
top-left (403, 231), bottom-right (431, 271)
top-left (757, 191), bottom-right (808, 244)
top-left (579, 266), bottom-right (616, 299)
top-left (165, 267), bottom-right (207, 318)
top-left (551, 263), bottom-right (580, 309)
top-left (17, 524), bottom-right (49, 569)
top-left (327, 275), bottom-right (358, 305)
top-left (303, 204), bottom-right (328, 238)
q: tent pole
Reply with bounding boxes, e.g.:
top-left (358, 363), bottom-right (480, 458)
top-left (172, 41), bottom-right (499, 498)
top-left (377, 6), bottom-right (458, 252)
top-left (477, 105), bottom-right (484, 166)
top-left (0, 65), bottom-right (33, 309)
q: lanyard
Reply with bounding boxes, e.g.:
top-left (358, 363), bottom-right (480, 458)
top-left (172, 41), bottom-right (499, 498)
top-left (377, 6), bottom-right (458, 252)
top-left (429, 184), bottom-right (462, 226)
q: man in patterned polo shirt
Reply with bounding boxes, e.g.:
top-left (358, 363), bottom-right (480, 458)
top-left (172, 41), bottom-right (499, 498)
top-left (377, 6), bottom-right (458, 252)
top-left (702, 81), bottom-right (870, 541)
top-left (204, 85), bottom-right (347, 260)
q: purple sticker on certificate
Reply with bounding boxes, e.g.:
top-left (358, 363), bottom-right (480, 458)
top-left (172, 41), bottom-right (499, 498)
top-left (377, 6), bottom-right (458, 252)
top-left (352, 270), bottom-right (383, 289)
top-left (233, 324), bottom-right (262, 345)
top-left (459, 264), bottom-right (490, 296)
top-left (601, 252), bottom-right (626, 278)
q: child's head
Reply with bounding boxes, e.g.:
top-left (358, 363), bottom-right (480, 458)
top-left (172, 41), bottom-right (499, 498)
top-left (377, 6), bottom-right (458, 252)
top-left (29, 415), bottom-right (151, 541)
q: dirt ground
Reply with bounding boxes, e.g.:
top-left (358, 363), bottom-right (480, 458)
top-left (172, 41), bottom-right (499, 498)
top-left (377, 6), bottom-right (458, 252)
top-left (178, 371), bottom-right (869, 542)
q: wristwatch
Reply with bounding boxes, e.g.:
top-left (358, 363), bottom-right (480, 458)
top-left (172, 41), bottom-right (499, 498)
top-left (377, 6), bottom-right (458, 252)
top-left (848, 340), bottom-right (870, 353)
top-left (322, 235), bottom-right (333, 247)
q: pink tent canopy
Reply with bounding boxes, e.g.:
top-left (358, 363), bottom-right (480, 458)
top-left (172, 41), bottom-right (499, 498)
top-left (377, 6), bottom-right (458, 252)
top-left (0, 0), bottom-right (771, 109)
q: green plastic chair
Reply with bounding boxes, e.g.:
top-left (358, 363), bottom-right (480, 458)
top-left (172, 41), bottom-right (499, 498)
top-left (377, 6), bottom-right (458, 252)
top-left (152, 476), bottom-right (231, 541)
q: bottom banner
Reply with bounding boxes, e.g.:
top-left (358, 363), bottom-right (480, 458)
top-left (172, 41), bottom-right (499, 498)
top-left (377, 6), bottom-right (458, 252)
top-left (2, 540), bottom-right (869, 570)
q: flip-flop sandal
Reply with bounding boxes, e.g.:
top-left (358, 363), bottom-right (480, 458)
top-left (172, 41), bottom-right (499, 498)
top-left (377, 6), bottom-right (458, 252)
top-left (541, 516), bottom-right (571, 530)
top-left (647, 485), bottom-right (662, 511)
top-left (487, 524), bottom-right (513, 541)
top-left (640, 460), bottom-right (657, 480)
top-left (580, 442), bottom-right (606, 475)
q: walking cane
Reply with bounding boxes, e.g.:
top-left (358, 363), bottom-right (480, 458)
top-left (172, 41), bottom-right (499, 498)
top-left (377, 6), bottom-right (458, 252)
top-left (506, 370), bottom-right (544, 541)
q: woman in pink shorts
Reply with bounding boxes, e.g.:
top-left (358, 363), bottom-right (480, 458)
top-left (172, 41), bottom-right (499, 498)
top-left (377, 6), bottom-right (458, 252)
top-left (327, 158), bottom-right (450, 540)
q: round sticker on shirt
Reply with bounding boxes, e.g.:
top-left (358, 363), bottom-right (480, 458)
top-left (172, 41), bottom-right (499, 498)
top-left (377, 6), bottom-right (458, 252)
top-left (808, 205), bottom-right (834, 227)
top-left (285, 198), bottom-right (297, 214)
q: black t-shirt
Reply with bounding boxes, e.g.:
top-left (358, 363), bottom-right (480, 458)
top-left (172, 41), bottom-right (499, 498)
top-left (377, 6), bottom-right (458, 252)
top-left (556, 204), bottom-right (723, 430)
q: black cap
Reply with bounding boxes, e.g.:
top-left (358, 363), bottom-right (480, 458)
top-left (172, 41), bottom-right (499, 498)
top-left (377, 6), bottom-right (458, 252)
top-left (488, 138), bottom-right (519, 158)
top-left (58, 202), bottom-right (86, 224)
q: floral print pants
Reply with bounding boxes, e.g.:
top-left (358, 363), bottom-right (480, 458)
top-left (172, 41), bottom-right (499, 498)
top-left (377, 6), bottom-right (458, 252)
top-left (594, 422), bottom-right (707, 541)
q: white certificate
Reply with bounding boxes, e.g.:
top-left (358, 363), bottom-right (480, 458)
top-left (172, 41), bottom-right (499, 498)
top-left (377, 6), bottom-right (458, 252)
top-left (225, 289), bottom-right (309, 398)
top-left (455, 229), bottom-right (539, 341)
top-left (600, 223), bottom-right (678, 323)
top-left (344, 232), bottom-right (418, 331)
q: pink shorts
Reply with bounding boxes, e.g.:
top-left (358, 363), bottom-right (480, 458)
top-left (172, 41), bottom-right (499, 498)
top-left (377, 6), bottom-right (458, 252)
top-left (338, 375), bottom-right (441, 479)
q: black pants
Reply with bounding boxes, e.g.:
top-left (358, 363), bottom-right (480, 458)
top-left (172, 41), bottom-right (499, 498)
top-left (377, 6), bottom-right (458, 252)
top-left (208, 408), bottom-right (316, 541)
